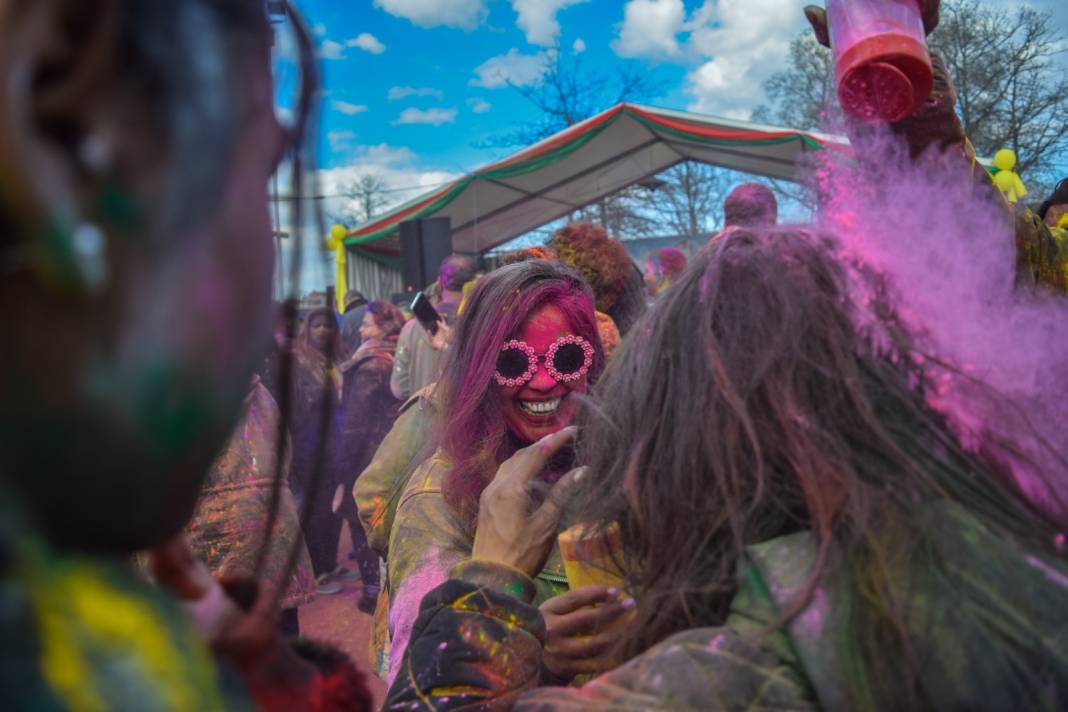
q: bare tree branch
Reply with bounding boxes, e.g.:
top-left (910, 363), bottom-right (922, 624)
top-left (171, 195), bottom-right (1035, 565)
top-left (757, 0), bottom-right (1068, 186)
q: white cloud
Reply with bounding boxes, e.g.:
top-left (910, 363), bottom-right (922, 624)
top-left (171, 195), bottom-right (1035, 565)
top-left (373, 0), bottom-right (488, 30)
top-left (468, 98), bottom-right (492, 114)
top-left (333, 101), bottom-right (369, 116)
top-left (512, 0), bottom-right (588, 47)
top-left (470, 49), bottom-right (549, 89)
top-left (611, 0), bottom-right (805, 118)
top-left (684, 0), bottom-right (804, 117)
top-left (318, 144), bottom-right (460, 222)
top-left (613, 0), bottom-right (685, 59)
top-left (328, 130), bottom-right (356, 152)
top-left (388, 86), bottom-right (445, 101)
top-left (395, 107), bottom-right (459, 126)
top-left (313, 22), bottom-right (328, 37)
top-left (319, 39), bottom-right (346, 60)
top-left (347, 32), bottom-right (386, 54)
top-left (361, 144), bottom-right (417, 164)
top-left (572, 38), bottom-right (587, 54)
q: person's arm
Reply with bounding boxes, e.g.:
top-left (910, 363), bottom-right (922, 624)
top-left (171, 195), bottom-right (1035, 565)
top-left (353, 397), bottom-right (429, 558)
top-left (385, 562), bottom-right (816, 711)
top-left (385, 460), bottom-right (470, 684)
top-left (385, 429), bottom-right (817, 710)
top-left (151, 537), bottom-right (374, 711)
top-left (390, 321), bottom-right (416, 401)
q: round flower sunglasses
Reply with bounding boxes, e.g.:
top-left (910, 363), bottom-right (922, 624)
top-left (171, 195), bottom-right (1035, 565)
top-left (493, 335), bottom-right (595, 388)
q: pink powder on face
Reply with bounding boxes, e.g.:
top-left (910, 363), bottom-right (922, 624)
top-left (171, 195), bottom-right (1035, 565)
top-left (811, 126), bottom-right (1068, 518)
top-left (495, 305), bottom-right (589, 445)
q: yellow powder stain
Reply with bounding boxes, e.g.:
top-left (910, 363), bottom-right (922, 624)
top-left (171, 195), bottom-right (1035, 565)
top-left (27, 559), bottom-right (224, 712)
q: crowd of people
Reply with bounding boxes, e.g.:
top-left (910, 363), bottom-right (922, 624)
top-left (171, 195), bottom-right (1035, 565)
top-left (2, 0), bottom-right (1068, 711)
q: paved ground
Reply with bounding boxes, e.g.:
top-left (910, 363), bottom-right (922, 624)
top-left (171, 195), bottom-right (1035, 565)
top-left (298, 524), bottom-right (387, 707)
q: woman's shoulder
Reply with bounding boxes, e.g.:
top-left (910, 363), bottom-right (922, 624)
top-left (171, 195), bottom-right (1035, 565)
top-left (397, 452), bottom-right (452, 504)
top-left (518, 623), bottom-right (816, 711)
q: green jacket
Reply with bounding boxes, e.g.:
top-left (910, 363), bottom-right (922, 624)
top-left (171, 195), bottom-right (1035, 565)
top-left (352, 387), bottom-right (436, 559)
top-left (386, 452), bottom-right (569, 685)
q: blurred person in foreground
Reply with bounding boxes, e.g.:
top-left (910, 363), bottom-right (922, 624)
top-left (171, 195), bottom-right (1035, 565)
top-left (386, 227), bottom-right (1068, 710)
top-left (390, 254), bottom-right (477, 401)
top-left (0, 0), bottom-right (369, 708)
top-left (336, 301), bottom-right (405, 614)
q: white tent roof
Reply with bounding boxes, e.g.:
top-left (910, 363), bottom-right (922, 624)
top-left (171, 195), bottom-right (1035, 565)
top-left (347, 103), bottom-right (848, 255)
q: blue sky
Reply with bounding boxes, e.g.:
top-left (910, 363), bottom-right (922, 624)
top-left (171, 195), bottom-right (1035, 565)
top-left (283, 0), bottom-right (1066, 227)
top-left (286, 0), bottom-right (835, 219)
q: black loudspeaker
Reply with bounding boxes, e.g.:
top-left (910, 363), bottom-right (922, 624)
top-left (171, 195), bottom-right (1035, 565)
top-left (399, 217), bottom-right (453, 293)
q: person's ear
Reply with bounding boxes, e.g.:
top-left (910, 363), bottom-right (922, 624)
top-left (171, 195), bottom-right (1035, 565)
top-left (803, 5), bottom-right (831, 48)
top-left (0, 0), bottom-right (126, 293)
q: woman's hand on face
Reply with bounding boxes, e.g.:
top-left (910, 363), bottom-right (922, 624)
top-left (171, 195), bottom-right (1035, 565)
top-left (540, 586), bottom-right (635, 681)
top-left (471, 426), bottom-right (581, 577)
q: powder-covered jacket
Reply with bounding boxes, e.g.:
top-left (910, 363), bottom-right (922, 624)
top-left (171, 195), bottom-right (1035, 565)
top-left (386, 505), bottom-right (1068, 711)
top-left (386, 453), bottom-right (569, 686)
top-left (353, 386), bottom-right (437, 560)
top-left (187, 381), bottom-right (315, 611)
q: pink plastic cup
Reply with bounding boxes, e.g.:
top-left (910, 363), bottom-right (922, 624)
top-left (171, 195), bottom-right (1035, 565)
top-left (827, 0), bottom-right (934, 122)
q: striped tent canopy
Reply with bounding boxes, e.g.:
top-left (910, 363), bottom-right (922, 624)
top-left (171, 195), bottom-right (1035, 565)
top-left (347, 103), bottom-right (848, 258)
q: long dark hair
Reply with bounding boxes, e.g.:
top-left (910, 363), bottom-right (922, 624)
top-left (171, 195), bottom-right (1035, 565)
top-left (437, 260), bottom-right (604, 531)
top-left (573, 227), bottom-right (1068, 708)
top-left (294, 305), bottom-right (342, 364)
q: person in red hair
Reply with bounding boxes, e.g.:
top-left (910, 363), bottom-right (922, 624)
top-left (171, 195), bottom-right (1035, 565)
top-left (644, 247), bottom-right (688, 297)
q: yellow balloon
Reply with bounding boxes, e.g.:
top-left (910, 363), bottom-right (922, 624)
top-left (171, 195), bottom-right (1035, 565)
top-left (993, 148), bottom-right (1016, 172)
top-left (331, 223), bottom-right (348, 241)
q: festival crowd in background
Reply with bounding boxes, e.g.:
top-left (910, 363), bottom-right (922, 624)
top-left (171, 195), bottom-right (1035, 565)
top-left (2, 0), bottom-right (1068, 710)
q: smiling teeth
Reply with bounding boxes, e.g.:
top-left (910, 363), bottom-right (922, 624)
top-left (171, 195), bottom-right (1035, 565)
top-left (521, 398), bottom-right (561, 415)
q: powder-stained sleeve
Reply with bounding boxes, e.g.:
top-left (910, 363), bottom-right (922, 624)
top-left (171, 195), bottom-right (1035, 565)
top-left (385, 576), bottom-right (545, 712)
top-left (386, 456), bottom-right (471, 685)
top-left (353, 391), bottom-right (435, 559)
top-left (386, 556), bottom-right (819, 712)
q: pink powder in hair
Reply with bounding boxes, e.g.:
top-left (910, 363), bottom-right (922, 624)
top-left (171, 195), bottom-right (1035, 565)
top-left (812, 127), bottom-right (1068, 518)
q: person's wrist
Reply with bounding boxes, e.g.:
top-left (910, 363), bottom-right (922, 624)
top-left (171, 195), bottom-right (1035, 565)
top-left (451, 559), bottom-right (537, 603)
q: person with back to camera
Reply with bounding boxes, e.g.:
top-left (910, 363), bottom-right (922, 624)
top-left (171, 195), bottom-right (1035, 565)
top-left (386, 226), bottom-right (1068, 711)
top-left (0, 0), bottom-right (372, 708)
top-left (723, 182), bottom-right (779, 229)
top-left (390, 254), bottom-right (478, 401)
top-left (339, 289), bottom-right (368, 360)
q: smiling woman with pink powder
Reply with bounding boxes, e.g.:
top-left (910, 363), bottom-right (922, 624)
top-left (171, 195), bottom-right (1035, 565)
top-left (385, 260), bottom-right (631, 685)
